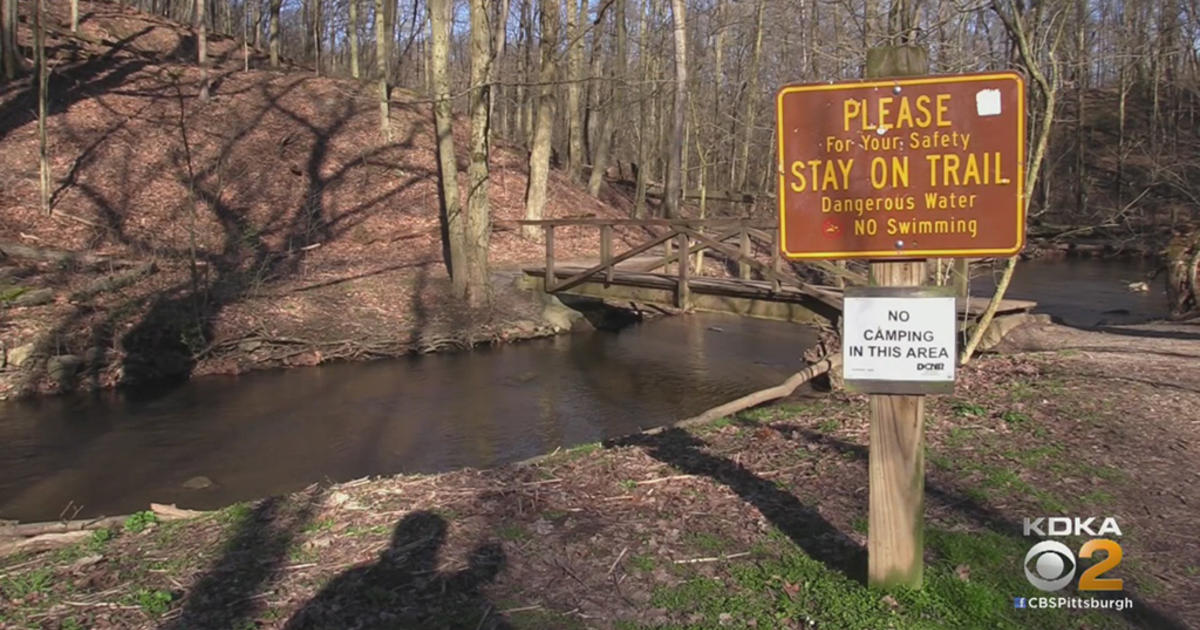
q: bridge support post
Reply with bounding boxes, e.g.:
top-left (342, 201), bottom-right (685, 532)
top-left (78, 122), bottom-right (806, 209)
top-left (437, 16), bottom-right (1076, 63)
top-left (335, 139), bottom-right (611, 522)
top-left (601, 224), bottom-right (613, 286)
top-left (739, 229), bottom-right (751, 280)
top-left (676, 231), bottom-right (690, 309)
top-left (544, 226), bottom-right (555, 292)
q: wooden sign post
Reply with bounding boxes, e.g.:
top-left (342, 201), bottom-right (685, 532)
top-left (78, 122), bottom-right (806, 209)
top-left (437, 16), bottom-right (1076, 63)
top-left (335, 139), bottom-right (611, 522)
top-left (865, 46), bottom-right (930, 589)
top-left (774, 49), bottom-right (1025, 588)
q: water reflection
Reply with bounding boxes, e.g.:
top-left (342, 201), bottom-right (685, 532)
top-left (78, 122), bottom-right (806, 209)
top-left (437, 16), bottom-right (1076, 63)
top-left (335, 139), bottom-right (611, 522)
top-left (0, 314), bottom-right (816, 522)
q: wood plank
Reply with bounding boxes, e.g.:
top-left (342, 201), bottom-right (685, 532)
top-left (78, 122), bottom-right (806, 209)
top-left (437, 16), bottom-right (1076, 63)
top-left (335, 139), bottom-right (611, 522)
top-left (867, 258), bottom-right (927, 589)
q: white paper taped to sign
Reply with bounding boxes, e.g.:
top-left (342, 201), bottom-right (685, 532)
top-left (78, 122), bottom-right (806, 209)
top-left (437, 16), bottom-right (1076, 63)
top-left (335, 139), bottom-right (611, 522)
top-left (842, 295), bottom-right (957, 383)
top-left (976, 89), bottom-right (1002, 117)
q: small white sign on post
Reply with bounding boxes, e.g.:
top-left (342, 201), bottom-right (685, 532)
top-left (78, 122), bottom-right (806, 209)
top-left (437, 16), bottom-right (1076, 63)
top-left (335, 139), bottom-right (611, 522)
top-left (842, 287), bottom-right (957, 394)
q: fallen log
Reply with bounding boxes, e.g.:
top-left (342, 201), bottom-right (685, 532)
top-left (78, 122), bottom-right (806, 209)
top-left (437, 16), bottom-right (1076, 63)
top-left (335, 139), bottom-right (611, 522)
top-left (69, 262), bottom-right (157, 302)
top-left (0, 241), bottom-right (137, 269)
top-left (0, 503), bottom-right (206, 539)
top-left (0, 531), bottom-right (91, 557)
top-left (644, 354), bottom-right (842, 435)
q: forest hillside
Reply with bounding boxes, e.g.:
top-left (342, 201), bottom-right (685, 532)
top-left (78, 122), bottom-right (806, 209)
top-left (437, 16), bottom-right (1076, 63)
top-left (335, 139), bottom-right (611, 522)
top-left (0, 0), bottom-right (625, 398)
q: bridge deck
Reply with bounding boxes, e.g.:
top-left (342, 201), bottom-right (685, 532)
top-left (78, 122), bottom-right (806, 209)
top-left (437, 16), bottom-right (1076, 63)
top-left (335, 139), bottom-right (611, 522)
top-left (525, 264), bottom-right (1037, 319)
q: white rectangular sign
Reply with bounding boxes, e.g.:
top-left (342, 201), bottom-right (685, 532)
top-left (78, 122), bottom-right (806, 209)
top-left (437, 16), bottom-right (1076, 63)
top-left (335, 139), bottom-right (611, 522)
top-left (843, 295), bottom-right (956, 387)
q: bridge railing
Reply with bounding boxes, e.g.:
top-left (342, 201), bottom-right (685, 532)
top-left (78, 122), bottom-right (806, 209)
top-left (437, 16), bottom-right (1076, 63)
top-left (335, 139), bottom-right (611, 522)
top-left (516, 217), bottom-right (791, 307)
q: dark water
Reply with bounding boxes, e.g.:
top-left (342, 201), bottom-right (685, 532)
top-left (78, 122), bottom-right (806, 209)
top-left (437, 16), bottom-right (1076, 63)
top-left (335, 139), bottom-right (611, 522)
top-left (0, 258), bottom-right (1169, 522)
top-left (0, 314), bottom-right (817, 522)
top-left (971, 258), bottom-right (1168, 327)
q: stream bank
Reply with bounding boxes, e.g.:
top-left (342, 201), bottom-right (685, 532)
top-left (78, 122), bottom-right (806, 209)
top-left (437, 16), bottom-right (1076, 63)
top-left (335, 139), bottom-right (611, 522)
top-left (0, 264), bottom-right (628, 401)
top-left (1, 319), bottom-right (1196, 629)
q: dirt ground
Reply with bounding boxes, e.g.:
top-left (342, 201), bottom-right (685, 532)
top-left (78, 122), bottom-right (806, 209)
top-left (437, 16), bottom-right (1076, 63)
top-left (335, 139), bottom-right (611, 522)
top-left (1, 320), bottom-right (1197, 629)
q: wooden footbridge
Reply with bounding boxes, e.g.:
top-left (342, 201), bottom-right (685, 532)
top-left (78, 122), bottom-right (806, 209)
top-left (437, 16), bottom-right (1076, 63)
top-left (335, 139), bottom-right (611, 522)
top-left (518, 218), bottom-right (1036, 325)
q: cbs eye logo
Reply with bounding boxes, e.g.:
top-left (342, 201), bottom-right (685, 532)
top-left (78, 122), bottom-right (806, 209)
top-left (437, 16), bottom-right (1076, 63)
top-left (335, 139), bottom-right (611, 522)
top-left (1023, 540), bottom-right (1124, 592)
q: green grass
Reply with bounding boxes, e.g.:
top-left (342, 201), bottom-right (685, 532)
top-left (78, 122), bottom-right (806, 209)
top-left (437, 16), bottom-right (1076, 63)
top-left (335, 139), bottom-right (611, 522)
top-left (217, 502), bottom-right (253, 525)
top-left (618, 479), bottom-right (638, 491)
top-left (123, 510), bottom-right (158, 534)
top-left (345, 524), bottom-right (391, 538)
top-left (851, 515), bottom-right (868, 534)
top-left (816, 418), bottom-right (840, 433)
top-left (0, 285), bottom-right (29, 303)
top-left (950, 400), bottom-right (988, 418)
top-left (303, 517), bottom-right (336, 534)
top-left (1077, 489), bottom-right (1117, 507)
top-left (127, 588), bottom-right (174, 616)
top-left (628, 554), bottom-right (656, 572)
top-left (497, 523), bottom-right (530, 542)
top-left (1001, 410), bottom-right (1032, 426)
top-left (1009, 382), bottom-right (1037, 401)
top-left (640, 529), bottom-right (1122, 629)
top-left (0, 568), bottom-right (53, 600)
top-left (567, 441), bottom-right (600, 455)
top-left (685, 531), bottom-right (730, 554)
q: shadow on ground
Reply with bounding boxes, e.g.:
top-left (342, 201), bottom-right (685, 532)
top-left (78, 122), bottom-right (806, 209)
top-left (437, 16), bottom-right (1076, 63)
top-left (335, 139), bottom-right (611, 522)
top-left (610, 427), bottom-right (869, 583)
top-left (788, 427), bottom-right (1193, 630)
top-left (284, 511), bottom-right (510, 630)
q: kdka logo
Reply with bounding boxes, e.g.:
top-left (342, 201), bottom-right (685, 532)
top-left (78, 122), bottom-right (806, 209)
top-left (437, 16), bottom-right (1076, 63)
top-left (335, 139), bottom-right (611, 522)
top-left (1022, 517), bottom-right (1124, 592)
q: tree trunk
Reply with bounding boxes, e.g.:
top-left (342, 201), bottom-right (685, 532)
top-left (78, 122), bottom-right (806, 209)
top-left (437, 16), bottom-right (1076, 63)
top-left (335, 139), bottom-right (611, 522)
top-left (523, 0), bottom-right (559, 240)
top-left (268, 0), bottom-right (281, 67)
top-left (429, 0), bottom-right (466, 296)
top-left (312, 0), bottom-right (322, 76)
top-left (348, 0), bottom-right (359, 79)
top-left (253, 0), bottom-right (262, 48)
top-left (664, 0), bottom-right (687, 218)
top-left (734, 0), bottom-right (765, 193)
top-left (1, 0), bottom-right (16, 79)
top-left (36, 0), bottom-right (50, 215)
top-left (196, 0), bottom-right (209, 101)
top-left (587, 0), bottom-right (620, 197)
top-left (465, 0), bottom-right (499, 308)
top-left (565, 0), bottom-right (584, 182)
top-left (374, 0), bottom-right (390, 139)
top-left (633, 0), bottom-right (651, 218)
top-left (519, 0), bottom-right (534, 145)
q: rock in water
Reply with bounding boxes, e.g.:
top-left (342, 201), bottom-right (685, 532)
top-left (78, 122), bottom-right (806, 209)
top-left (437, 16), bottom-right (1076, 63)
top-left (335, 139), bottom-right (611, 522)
top-left (1127, 281), bottom-right (1149, 293)
top-left (182, 476), bottom-right (216, 490)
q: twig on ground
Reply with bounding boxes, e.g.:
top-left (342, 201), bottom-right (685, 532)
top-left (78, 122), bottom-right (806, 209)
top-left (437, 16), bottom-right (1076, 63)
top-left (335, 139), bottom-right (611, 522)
top-left (608, 546), bottom-right (628, 576)
top-left (673, 551), bottom-right (751, 565)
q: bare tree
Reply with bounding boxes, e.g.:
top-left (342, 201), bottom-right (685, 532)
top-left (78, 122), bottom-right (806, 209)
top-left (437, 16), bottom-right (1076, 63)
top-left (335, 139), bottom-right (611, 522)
top-left (0, 0), bottom-right (17, 80)
top-left (963, 0), bottom-right (1067, 364)
top-left (429, 0), bottom-right (466, 296)
top-left (35, 0), bottom-right (50, 214)
top-left (523, 0), bottom-right (560, 239)
top-left (464, 0), bottom-right (508, 307)
top-left (664, 0), bottom-right (687, 217)
top-left (565, 0), bottom-right (584, 182)
top-left (347, 0), bottom-right (360, 79)
top-left (196, 0), bottom-right (209, 101)
top-left (375, 0), bottom-right (391, 139)
top-left (268, 0), bottom-right (282, 67)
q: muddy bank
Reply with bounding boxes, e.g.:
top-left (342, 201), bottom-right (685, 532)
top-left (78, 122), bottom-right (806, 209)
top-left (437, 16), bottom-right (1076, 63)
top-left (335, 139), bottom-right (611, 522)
top-left (0, 262), bottom-right (638, 400)
top-left (1, 321), bottom-right (1196, 629)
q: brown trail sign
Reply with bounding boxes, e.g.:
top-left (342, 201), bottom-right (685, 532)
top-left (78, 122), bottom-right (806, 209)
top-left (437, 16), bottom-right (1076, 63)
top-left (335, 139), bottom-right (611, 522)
top-left (775, 57), bottom-right (1027, 590)
top-left (776, 72), bottom-right (1025, 259)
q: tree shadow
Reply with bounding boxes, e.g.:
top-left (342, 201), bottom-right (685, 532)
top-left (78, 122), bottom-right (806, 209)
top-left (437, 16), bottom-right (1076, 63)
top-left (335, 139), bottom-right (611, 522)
top-left (788, 428), bottom-right (1193, 630)
top-left (284, 511), bottom-right (511, 630)
top-left (609, 427), bottom-right (867, 583)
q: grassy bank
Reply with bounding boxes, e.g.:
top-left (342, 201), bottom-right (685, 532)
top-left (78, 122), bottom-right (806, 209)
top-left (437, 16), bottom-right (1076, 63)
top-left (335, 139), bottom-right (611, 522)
top-left (2, 334), bottom-right (1197, 629)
